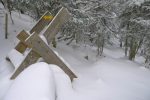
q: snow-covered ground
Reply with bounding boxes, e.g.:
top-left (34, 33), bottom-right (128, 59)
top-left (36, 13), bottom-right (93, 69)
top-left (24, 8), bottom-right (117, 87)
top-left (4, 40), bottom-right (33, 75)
top-left (0, 3), bottom-right (35, 61)
top-left (0, 3), bottom-right (150, 100)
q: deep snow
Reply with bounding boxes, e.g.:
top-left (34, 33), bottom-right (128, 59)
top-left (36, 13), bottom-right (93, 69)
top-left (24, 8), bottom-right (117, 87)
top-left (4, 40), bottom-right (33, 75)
top-left (3, 62), bottom-right (55, 100)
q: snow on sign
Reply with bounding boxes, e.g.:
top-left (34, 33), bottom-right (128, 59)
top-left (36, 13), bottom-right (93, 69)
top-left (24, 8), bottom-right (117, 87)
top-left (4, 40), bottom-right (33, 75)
top-left (9, 7), bottom-right (77, 81)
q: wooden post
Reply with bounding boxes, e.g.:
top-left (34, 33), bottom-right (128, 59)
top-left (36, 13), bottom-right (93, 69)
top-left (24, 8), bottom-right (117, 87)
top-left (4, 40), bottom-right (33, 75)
top-left (10, 31), bottom-right (41, 79)
top-left (11, 31), bottom-right (77, 80)
top-left (5, 13), bottom-right (8, 39)
top-left (25, 33), bottom-right (77, 80)
top-left (30, 11), bottom-right (53, 34)
top-left (43, 7), bottom-right (70, 44)
top-left (10, 50), bottom-right (40, 79)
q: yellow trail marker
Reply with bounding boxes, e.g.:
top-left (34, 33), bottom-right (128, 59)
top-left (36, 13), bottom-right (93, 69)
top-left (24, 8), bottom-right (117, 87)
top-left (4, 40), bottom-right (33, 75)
top-left (43, 15), bottom-right (53, 20)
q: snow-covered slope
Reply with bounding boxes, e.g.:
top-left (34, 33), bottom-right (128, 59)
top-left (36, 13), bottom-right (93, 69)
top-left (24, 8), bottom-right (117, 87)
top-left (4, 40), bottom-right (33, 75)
top-left (54, 42), bottom-right (150, 100)
top-left (2, 42), bottom-right (150, 100)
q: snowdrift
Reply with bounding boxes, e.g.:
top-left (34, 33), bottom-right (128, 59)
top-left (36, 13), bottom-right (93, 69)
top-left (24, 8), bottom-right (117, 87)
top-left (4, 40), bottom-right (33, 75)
top-left (3, 62), bottom-right (56, 100)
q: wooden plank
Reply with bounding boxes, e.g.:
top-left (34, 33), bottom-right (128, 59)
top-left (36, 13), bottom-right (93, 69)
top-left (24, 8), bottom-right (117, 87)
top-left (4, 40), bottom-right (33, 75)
top-left (10, 50), bottom-right (40, 79)
top-left (15, 30), bottom-right (30, 53)
top-left (30, 11), bottom-right (53, 34)
top-left (25, 33), bottom-right (77, 81)
top-left (15, 42), bottom-right (28, 54)
top-left (17, 30), bottom-right (30, 41)
top-left (43, 7), bottom-right (71, 44)
top-left (15, 11), bottom-right (53, 54)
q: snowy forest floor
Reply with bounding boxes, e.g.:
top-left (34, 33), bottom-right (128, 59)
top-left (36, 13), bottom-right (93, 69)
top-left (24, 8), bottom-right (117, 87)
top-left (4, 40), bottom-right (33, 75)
top-left (0, 4), bottom-right (150, 100)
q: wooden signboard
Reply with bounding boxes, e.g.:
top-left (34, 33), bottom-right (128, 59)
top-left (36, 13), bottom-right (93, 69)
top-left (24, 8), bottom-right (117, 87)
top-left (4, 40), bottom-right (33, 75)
top-left (10, 7), bottom-right (77, 81)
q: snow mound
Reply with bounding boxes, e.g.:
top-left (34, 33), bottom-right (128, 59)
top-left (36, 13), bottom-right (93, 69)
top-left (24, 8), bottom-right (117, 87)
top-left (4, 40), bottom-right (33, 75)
top-left (6, 49), bottom-right (24, 69)
top-left (3, 62), bottom-right (56, 100)
top-left (50, 64), bottom-right (74, 100)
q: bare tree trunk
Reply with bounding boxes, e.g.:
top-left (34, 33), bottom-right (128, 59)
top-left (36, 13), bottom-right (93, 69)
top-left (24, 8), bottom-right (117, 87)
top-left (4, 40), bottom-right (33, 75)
top-left (3, 0), bottom-right (9, 39)
top-left (100, 38), bottom-right (104, 56)
top-left (125, 36), bottom-right (128, 56)
top-left (145, 56), bottom-right (149, 63)
top-left (135, 36), bottom-right (145, 55)
top-left (129, 37), bottom-right (133, 60)
top-left (128, 37), bottom-right (143, 61)
top-left (97, 34), bottom-right (101, 56)
top-left (120, 39), bottom-right (123, 47)
top-left (129, 39), bottom-right (137, 61)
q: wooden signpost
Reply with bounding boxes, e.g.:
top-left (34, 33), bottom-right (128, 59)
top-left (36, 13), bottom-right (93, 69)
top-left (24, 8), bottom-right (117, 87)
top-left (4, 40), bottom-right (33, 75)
top-left (15, 11), bottom-right (52, 54)
top-left (10, 7), bottom-right (77, 81)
